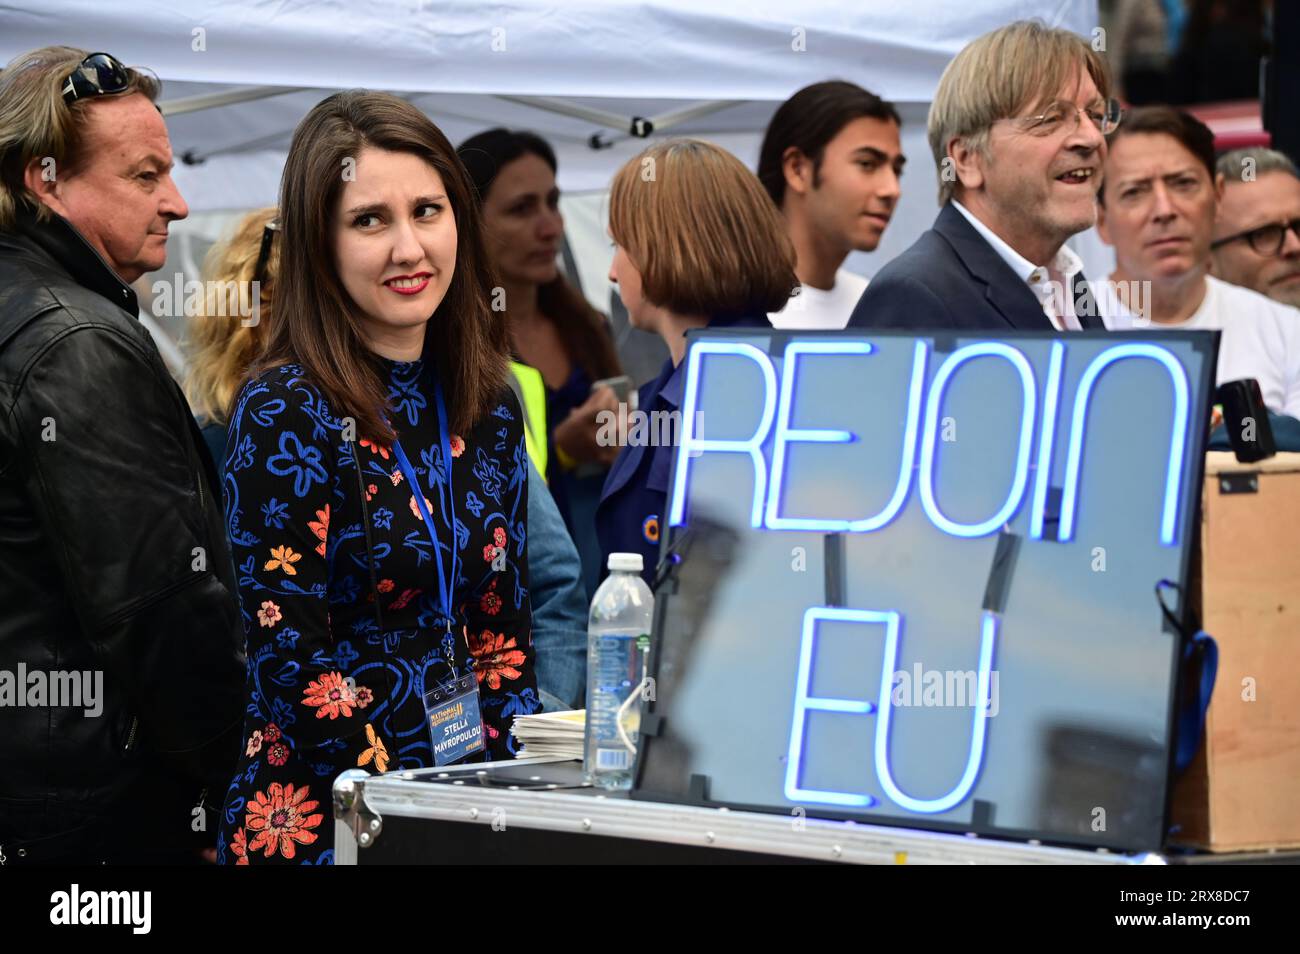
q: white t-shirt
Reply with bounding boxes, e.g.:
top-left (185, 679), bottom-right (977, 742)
top-left (1093, 274), bottom-right (1300, 419)
top-left (768, 268), bottom-right (869, 330)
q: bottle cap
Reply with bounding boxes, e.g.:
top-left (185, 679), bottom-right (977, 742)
top-left (607, 552), bottom-right (644, 573)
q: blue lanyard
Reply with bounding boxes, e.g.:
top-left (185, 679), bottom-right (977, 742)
top-left (389, 375), bottom-right (457, 632)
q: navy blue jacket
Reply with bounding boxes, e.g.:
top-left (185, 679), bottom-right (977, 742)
top-left (595, 313), bottom-right (772, 586)
top-left (202, 418), bottom-right (589, 712)
top-left (847, 202), bottom-right (1105, 332)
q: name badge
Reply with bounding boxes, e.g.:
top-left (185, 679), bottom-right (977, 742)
top-left (424, 673), bottom-right (485, 766)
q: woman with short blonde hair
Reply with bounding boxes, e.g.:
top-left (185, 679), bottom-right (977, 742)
top-left (597, 138), bottom-right (796, 582)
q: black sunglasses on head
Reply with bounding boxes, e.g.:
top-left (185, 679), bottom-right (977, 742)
top-left (254, 219), bottom-right (281, 287)
top-left (62, 52), bottom-right (130, 105)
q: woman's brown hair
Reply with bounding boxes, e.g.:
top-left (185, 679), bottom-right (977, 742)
top-left (537, 276), bottom-right (621, 382)
top-left (256, 90), bottom-right (509, 442)
top-left (608, 139), bottom-right (797, 317)
top-left (458, 127), bottom-right (621, 383)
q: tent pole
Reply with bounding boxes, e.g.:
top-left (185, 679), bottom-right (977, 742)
top-left (645, 99), bottom-right (742, 131)
top-left (179, 125), bottom-right (300, 164)
top-left (493, 95), bottom-right (744, 148)
top-left (494, 95), bottom-right (638, 133)
top-left (591, 99), bottom-right (744, 147)
top-left (159, 85), bottom-right (310, 117)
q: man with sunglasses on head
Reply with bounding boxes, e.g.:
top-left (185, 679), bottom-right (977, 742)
top-left (848, 20), bottom-right (1115, 332)
top-left (1211, 147), bottom-right (1300, 310)
top-left (0, 47), bottom-right (242, 863)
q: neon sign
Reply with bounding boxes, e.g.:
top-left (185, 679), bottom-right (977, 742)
top-left (919, 343), bottom-right (1037, 538)
top-left (665, 332), bottom-right (1202, 819)
top-left (670, 338), bottom-right (1191, 547)
top-left (1059, 343), bottom-right (1190, 547)
top-left (764, 341), bottom-right (930, 533)
top-left (785, 607), bottom-right (999, 813)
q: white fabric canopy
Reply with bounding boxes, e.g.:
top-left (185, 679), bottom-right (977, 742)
top-left (2, 0), bottom-right (1100, 205)
top-left (4, 1), bottom-right (1091, 100)
top-left (1, 0), bottom-right (1113, 374)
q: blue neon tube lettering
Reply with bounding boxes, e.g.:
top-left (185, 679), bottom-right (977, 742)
top-left (668, 341), bottom-right (777, 528)
top-left (785, 607), bottom-right (888, 808)
top-left (873, 611), bottom-right (999, 814)
top-left (1058, 343), bottom-right (1189, 546)
top-left (1029, 341), bottom-right (1065, 540)
top-left (765, 341), bottom-right (867, 531)
top-left (765, 341), bottom-right (928, 533)
top-left (919, 343), bottom-right (1037, 537)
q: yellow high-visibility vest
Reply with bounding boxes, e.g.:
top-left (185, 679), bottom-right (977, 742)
top-left (509, 361), bottom-right (548, 479)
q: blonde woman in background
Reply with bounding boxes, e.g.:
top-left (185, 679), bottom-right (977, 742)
top-left (185, 206), bottom-right (278, 474)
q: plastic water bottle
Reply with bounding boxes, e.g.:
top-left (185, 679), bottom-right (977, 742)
top-left (584, 553), bottom-right (654, 790)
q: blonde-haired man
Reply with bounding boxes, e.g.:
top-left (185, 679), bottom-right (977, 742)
top-left (0, 47), bottom-right (242, 863)
top-left (848, 20), bottom-right (1117, 332)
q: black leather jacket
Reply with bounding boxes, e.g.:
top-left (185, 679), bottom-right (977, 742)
top-left (0, 208), bottom-right (244, 863)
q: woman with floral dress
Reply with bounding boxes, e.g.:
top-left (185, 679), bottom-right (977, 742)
top-left (216, 91), bottom-right (541, 865)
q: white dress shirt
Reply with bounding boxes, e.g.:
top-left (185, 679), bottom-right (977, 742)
top-left (952, 201), bottom-right (1085, 331)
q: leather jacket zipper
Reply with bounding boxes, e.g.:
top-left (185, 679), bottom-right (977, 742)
top-left (123, 716), bottom-right (139, 752)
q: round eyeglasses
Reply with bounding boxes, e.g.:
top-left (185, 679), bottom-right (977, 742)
top-left (1211, 218), bottom-right (1300, 257)
top-left (1000, 98), bottom-right (1125, 137)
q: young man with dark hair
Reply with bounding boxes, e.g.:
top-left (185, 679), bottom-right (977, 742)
top-left (1094, 106), bottom-right (1300, 420)
top-left (757, 80), bottom-right (905, 330)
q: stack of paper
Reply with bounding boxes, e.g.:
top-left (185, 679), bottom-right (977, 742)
top-left (510, 709), bottom-right (586, 760)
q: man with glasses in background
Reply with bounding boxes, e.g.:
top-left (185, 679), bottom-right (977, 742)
top-left (0, 47), bottom-right (242, 863)
top-left (1211, 147), bottom-right (1300, 310)
top-left (848, 20), bottom-right (1116, 332)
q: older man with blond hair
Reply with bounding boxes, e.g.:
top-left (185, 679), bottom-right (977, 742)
top-left (849, 19), bottom-right (1118, 332)
top-left (0, 47), bottom-right (242, 863)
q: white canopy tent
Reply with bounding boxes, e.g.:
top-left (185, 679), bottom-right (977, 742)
top-left (1, 0), bottom-right (1109, 377)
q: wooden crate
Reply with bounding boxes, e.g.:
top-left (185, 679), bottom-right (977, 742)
top-left (1169, 452), bottom-right (1300, 851)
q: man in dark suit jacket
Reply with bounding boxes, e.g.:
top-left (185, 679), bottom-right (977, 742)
top-left (849, 203), bottom-right (1107, 332)
top-left (848, 20), bottom-right (1121, 333)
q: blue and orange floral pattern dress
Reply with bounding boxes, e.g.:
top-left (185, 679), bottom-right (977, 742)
top-left (216, 358), bottom-right (540, 865)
